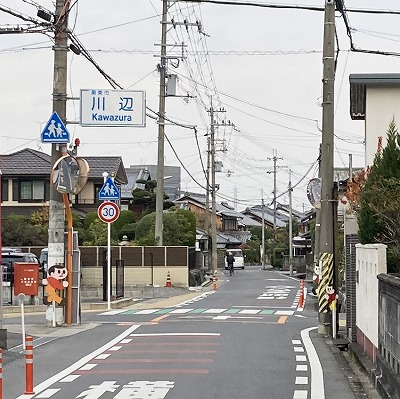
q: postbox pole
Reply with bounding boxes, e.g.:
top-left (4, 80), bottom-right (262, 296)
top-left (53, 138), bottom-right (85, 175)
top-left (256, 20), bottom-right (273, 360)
top-left (18, 294), bottom-right (26, 350)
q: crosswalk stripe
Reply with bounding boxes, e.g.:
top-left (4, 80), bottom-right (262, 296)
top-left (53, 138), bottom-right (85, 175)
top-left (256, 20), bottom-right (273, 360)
top-left (99, 307), bottom-right (295, 317)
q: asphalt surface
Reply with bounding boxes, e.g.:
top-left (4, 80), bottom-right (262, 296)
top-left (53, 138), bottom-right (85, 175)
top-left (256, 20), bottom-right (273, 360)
top-left (1, 266), bottom-right (381, 399)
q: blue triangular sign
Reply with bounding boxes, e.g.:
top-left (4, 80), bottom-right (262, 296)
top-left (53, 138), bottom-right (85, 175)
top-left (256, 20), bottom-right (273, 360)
top-left (99, 177), bottom-right (120, 200)
top-left (41, 112), bottom-right (70, 143)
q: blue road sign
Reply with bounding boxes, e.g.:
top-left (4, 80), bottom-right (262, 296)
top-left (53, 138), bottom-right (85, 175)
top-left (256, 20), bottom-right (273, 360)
top-left (99, 177), bottom-right (120, 201)
top-left (41, 112), bottom-right (70, 143)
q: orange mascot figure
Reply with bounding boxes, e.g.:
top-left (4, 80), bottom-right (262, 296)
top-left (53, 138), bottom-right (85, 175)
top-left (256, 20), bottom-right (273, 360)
top-left (42, 264), bottom-right (68, 306)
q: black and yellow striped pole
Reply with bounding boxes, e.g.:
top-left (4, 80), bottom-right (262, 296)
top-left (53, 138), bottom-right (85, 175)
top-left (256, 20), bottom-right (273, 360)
top-left (317, 252), bottom-right (334, 313)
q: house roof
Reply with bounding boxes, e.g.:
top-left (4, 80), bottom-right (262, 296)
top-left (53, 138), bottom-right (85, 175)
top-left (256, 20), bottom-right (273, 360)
top-left (349, 73), bottom-right (400, 121)
top-left (242, 205), bottom-right (287, 228)
top-left (0, 148), bottom-right (51, 176)
top-left (0, 149), bottom-right (127, 184)
top-left (120, 167), bottom-right (151, 198)
top-left (84, 156), bottom-right (127, 184)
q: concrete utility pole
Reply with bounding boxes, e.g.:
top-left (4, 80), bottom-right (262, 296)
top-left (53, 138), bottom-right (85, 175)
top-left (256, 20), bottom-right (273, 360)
top-left (318, 0), bottom-right (336, 335)
top-left (48, 0), bottom-right (69, 271)
top-left (261, 193), bottom-right (265, 269)
top-left (204, 134), bottom-right (211, 271)
top-left (208, 103), bottom-right (227, 272)
top-left (210, 108), bottom-right (217, 272)
top-left (267, 149), bottom-right (283, 265)
top-left (288, 169), bottom-right (293, 276)
top-left (155, 0), bottom-right (168, 246)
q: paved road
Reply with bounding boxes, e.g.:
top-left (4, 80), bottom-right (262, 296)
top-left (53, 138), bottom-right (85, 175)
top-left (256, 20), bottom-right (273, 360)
top-left (3, 267), bottom-right (364, 398)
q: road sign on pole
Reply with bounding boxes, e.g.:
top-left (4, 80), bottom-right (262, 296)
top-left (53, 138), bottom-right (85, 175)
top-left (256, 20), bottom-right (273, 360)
top-left (80, 89), bottom-right (146, 127)
top-left (41, 112), bottom-right (70, 143)
top-left (98, 176), bottom-right (120, 201)
top-left (98, 201), bottom-right (120, 224)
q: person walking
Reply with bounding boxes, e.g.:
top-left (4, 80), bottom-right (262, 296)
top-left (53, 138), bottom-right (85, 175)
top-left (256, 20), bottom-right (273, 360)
top-left (226, 252), bottom-right (235, 276)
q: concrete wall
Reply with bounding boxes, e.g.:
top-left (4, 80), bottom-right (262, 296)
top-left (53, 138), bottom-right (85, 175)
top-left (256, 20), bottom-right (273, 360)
top-left (82, 265), bottom-right (188, 289)
top-left (365, 86), bottom-right (400, 166)
top-left (356, 243), bottom-right (387, 362)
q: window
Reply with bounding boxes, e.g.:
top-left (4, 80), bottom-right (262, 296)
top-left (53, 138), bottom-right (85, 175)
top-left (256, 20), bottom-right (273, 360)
top-left (19, 180), bottom-right (45, 201)
top-left (1, 178), bottom-right (8, 202)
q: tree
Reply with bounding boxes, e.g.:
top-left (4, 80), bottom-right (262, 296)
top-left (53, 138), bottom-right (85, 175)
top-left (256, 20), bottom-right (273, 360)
top-left (135, 210), bottom-right (196, 246)
top-left (113, 210), bottom-right (135, 234)
top-left (358, 120), bottom-right (400, 272)
top-left (83, 219), bottom-right (118, 246)
top-left (2, 214), bottom-right (48, 246)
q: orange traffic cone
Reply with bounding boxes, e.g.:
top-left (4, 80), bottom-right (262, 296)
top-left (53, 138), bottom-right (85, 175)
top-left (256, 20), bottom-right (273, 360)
top-left (165, 271), bottom-right (172, 288)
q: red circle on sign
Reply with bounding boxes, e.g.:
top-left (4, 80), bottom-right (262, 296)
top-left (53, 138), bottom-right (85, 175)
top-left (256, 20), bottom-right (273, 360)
top-left (98, 201), bottom-right (120, 223)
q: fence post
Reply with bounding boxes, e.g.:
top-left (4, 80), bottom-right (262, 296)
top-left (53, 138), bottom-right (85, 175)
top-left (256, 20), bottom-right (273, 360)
top-left (24, 336), bottom-right (34, 394)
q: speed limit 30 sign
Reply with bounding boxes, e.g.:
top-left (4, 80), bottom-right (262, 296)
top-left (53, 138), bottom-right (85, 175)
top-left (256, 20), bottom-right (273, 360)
top-left (98, 201), bottom-right (120, 223)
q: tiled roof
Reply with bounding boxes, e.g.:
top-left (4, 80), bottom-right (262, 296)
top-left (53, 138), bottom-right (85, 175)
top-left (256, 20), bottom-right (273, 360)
top-left (83, 156), bottom-right (127, 184)
top-left (0, 148), bottom-right (51, 176)
top-left (0, 149), bottom-right (127, 184)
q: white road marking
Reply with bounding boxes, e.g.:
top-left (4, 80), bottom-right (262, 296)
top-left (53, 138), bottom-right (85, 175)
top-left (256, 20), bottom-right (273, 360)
top-left (95, 353), bottom-right (111, 360)
top-left (203, 309), bottom-right (226, 314)
top-left (239, 309), bottom-right (260, 314)
top-left (108, 346), bottom-right (122, 351)
top-left (98, 309), bottom-right (126, 316)
top-left (35, 389), bottom-right (60, 398)
top-left (295, 376), bottom-right (309, 384)
top-left (296, 355), bottom-right (307, 362)
top-left (301, 326), bottom-right (325, 399)
top-left (296, 364), bottom-right (308, 371)
top-left (292, 340), bottom-right (302, 345)
top-left (294, 347), bottom-right (305, 352)
top-left (120, 338), bottom-right (132, 344)
top-left (169, 308), bottom-right (193, 314)
top-left (79, 363), bottom-right (97, 370)
top-left (59, 375), bottom-right (80, 382)
top-left (213, 316), bottom-right (230, 320)
top-left (133, 309), bottom-right (160, 314)
top-left (293, 390), bottom-right (308, 399)
top-left (16, 324), bottom-right (141, 399)
top-left (129, 333), bottom-right (221, 337)
top-left (276, 310), bottom-right (295, 315)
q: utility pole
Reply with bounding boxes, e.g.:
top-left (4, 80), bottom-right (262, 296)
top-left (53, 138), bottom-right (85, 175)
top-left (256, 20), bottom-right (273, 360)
top-left (210, 109), bottom-right (217, 272)
top-left (288, 169), bottom-right (293, 276)
top-left (48, 0), bottom-right (69, 272)
top-left (208, 102), bottom-right (227, 272)
top-left (267, 149), bottom-right (283, 266)
top-left (318, 0), bottom-right (336, 335)
top-left (261, 193), bottom-right (265, 270)
top-left (204, 133), bottom-right (211, 271)
top-left (155, 0), bottom-right (168, 246)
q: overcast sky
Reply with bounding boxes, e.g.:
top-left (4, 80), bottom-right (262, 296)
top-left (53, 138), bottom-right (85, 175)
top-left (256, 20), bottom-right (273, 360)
top-left (1, 1), bottom-right (400, 212)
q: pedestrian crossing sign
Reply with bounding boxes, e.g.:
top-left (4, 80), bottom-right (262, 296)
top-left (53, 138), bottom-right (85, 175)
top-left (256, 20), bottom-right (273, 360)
top-left (98, 176), bottom-right (120, 201)
top-left (41, 112), bottom-right (70, 143)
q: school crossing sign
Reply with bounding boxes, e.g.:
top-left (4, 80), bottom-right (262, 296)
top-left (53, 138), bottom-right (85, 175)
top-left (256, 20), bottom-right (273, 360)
top-left (98, 176), bottom-right (120, 201)
top-left (41, 112), bottom-right (70, 143)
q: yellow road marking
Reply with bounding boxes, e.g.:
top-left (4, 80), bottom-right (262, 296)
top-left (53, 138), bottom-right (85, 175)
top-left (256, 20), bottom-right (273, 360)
top-left (150, 314), bottom-right (170, 323)
top-left (277, 316), bottom-right (288, 324)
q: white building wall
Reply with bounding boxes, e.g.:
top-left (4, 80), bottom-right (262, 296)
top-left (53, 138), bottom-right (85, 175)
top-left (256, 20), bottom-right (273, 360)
top-left (365, 86), bottom-right (400, 166)
top-left (355, 243), bottom-right (387, 348)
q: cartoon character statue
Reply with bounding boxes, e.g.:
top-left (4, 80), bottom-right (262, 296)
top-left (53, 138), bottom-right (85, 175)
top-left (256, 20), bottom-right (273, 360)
top-left (313, 264), bottom-right (320, 285)
top-left (312, 264), bottom-right (320, 295)
top-left (324, 285), bottom-right (338, 311)
top-left (42, 264), bottom-right (68, 306)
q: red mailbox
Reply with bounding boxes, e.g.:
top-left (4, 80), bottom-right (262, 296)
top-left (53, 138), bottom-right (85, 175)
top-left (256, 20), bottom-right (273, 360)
top-left (13, 263), bottom-right (39, 296)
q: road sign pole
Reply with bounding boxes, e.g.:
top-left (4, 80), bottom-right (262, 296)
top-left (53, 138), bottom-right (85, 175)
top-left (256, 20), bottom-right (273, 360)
top-left (107, 222), bottom-right (111, 310)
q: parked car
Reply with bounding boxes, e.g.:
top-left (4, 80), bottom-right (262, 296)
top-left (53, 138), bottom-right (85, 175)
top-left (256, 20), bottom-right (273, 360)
top-left (1, 250), bottom-right (41, 283)
top-left (224, 249), bottom-right (245, 270)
